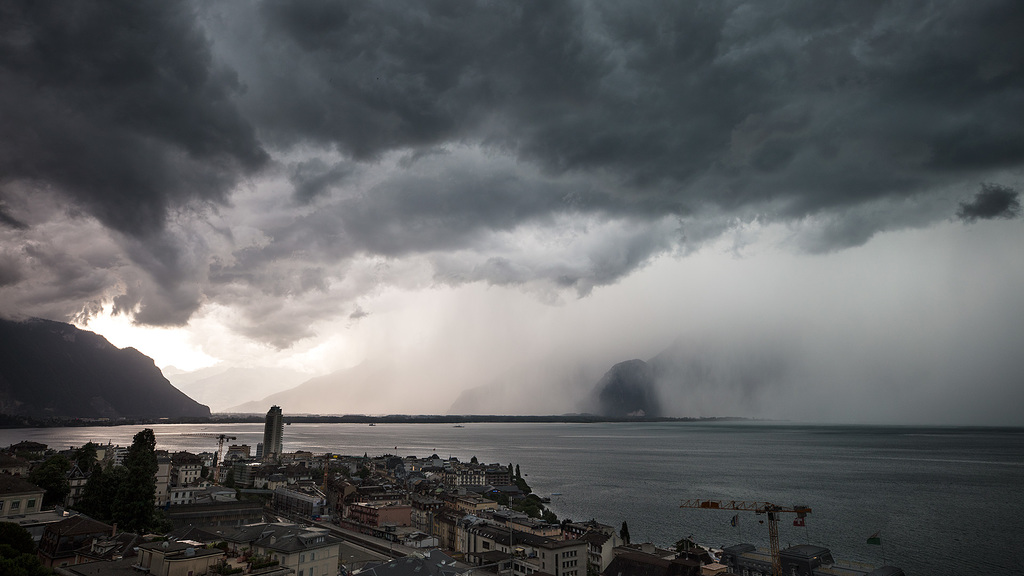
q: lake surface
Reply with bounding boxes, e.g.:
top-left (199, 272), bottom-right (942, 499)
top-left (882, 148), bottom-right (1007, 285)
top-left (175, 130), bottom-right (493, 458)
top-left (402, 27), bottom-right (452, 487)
top-left (3, 421), bottom-right (1022, 576)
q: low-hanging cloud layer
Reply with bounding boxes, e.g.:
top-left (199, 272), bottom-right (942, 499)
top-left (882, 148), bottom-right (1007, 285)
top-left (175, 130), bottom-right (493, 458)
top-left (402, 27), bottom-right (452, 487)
top-left (2, 1), bottom-right (1023, 422)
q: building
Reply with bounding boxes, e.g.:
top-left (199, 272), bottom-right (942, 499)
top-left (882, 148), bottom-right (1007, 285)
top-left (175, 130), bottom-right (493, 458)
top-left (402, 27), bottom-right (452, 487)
top-left (448, 494), bottom-right (499, 515)
top-left (263, 405), bottom-right (284, 461)
top-left (224, 522), bottom-right (342, 576)
top-left (484, 466), bottom-right (512, 487)
top-left (37, 514), bottom-right (113, 569)
top-left (581, 530), bottom-right (622, 573)
top-left (358, 549), bottom-right (463, 576)
top-left (348, 502), bottom-right (413, 527)
top-left (273, 484), bottom-right (327, 519)
top-left (8, 441), bottom-right (47, 456)
top-left (0, 474), bottom-right (45, 518)
top-left (463, 521), bottom-right (588, 576)
top-left (64, 463), bottom-right (89, 508)
top-left (0, 453), bottom-right (31, 476)
top-left (226, 444), bottom-right (252, 461)
top-left (170, 452), bottom-right (204, 487)
top-left (155, 456), bottom-right (172, 507)
top-left (136, 540), bottom-right (225, 576)
top-left (600, 549), bottom-right (700, 576)
top-left (410, 494), bottom-right (444, 534)
top-left (442, 465), bottom-right (486, 487)
top-left (164, 500), bottom-right (265, 530)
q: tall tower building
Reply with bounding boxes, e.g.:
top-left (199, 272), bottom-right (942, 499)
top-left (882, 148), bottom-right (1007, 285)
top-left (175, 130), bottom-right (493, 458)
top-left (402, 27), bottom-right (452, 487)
top-left (263, 405), bottom-right (283, 461)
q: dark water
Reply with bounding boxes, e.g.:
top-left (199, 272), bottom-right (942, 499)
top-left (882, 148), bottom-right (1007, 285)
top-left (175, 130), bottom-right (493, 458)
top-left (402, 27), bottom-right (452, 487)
top-left (4, 421), bottom-right (1022, 575)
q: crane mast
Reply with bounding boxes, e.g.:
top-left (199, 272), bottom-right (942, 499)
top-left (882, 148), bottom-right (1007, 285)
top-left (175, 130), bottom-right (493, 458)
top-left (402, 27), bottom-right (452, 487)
top-left (679, 499), bottom-right (811, 576)
top-left (178, 432), bottom-right (236, 483)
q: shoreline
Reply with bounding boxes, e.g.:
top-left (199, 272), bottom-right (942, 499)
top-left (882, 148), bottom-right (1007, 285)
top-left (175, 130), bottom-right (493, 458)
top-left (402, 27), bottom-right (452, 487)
top-left (0, 413), bottom-right (754, 429)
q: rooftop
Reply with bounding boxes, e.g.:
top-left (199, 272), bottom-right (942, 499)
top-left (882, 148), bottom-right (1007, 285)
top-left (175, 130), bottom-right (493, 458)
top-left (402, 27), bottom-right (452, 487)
top-left (0, 474), bottom-right (43, 495)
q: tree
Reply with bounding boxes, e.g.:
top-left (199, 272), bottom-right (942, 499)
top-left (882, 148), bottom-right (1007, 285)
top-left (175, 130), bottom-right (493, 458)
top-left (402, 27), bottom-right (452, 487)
top-left (125, 429), bottom-right (158, 477)
top-left (515, 464), bottom-right (521, 479)
top-left (73, 443), bottom-right (98, 474)
top-left (29, 455), bottom-right (71, 507)
top-left (470, 456), bottom-right (478, 464)
top-left (542, 509), bottom-right (558, 524)
top-left (0, 522), bottom-right (52, 576)
top-left (79, 429), bottom-right (159, 533)
top-left (112, 429), bottom-right (158, 533)
top-left (77, 464), bottom-right (108, 519)
top-left (619, 521), bottom-right (631, 545)
top-left (0, 522), bottom-right (35, 554)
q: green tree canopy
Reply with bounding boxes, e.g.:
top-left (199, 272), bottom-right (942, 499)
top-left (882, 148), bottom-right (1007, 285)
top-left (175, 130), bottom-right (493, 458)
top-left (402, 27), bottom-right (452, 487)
top-left (0, 523), bottom-right (52, 576)
top-left (29, 455), bottom-right (71, 507)
top-left (73, 443), bottom-right (98, 474)
top-left (620, 521), bottom-right (631, 545)
top-left (0, 522), bottom-right (36, 554)
top-left (113, 429), bottom-right (158, 532)
top-left (125, 429), bottom-right (158, 477)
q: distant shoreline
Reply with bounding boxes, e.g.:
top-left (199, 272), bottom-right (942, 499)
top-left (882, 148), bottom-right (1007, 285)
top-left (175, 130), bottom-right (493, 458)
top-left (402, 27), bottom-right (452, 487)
top-left (0, 413), bottom-right (752, 429)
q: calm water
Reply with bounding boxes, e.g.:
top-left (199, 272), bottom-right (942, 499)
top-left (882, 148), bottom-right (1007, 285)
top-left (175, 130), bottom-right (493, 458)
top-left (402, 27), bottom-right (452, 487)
top-left (3, 421), bottom-right (1023, 575)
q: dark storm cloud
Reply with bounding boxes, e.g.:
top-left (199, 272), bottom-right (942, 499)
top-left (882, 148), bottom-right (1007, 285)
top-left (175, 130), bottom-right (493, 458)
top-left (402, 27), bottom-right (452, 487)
top-left (956, 183), bottom-right (1022, 223)
top-left (0, 0), bottom-right (267, 236)
top-left (288, 159), bottom-right (355, 203)
top-left (238, 0), bottom-right (1024, 219)
top-left (0, 204), bottom-right (28, 230)
top-left (5, 0), bottom-right (1024, 334)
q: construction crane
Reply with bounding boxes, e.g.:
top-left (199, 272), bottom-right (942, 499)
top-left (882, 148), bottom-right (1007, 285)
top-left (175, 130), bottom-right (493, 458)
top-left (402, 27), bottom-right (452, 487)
top-left (178, 433), bottom-right (237, 483)
top-left (679, 499), bottom-right (811, 576)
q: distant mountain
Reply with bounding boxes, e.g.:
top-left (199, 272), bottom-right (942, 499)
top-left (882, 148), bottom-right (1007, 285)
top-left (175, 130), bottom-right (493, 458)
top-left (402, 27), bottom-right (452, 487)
top-left (0, 317), bottom-right (210, 419)
top-left (166, 366), bottom-right (313, 413)
top-left (584, 336), bottom-right (792, 418)
top-left (226, 361), bottom-right (404, 415)
top-left (448, 357), bottom-right (599, 415)
top-left (590, 359), bottom-right (661, 417)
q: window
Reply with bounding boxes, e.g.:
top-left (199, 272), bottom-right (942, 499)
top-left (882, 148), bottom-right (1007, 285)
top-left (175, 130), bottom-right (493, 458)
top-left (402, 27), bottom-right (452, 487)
top-left (27, 499), bottom-right (36, 509)
top-left (311, 552), bottom-right (315, 561)
top-left (0, 500), bottom-right (4, 512)
top-left (11, 500), bottom-right (20, 511)
top-left (301, 554), bottom-right (306, 563)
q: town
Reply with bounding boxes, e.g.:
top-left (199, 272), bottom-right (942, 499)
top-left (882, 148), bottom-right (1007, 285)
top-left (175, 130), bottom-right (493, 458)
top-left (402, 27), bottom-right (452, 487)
top-left (1, 407), bottom-right (899, 576)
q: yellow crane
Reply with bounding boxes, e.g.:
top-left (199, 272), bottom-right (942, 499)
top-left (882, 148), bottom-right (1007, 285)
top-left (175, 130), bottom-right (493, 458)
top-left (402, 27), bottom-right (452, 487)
top-left (178, 433), bottom-right (237, 483)
top-left (679, 499), bottom-right (811, 576)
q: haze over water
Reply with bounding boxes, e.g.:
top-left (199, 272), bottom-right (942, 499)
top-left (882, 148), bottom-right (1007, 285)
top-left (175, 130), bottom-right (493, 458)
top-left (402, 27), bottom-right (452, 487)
top-left (4, 421), bottom-right (1021, 575)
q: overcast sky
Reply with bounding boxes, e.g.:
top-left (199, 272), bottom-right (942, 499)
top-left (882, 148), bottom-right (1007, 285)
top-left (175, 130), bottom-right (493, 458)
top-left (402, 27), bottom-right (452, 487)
top-left (1, 1), bottom-right (1022, 424)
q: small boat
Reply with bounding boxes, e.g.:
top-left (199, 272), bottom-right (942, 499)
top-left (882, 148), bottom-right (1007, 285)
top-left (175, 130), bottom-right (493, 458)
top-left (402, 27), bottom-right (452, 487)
top-left (453, 425), bottom-right (464, 428)
top-left (369, 423), bottom-right (376, 426)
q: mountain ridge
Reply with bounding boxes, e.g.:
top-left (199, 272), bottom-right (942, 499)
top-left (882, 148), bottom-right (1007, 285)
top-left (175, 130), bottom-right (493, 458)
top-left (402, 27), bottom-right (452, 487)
top-left (0, 317), bottom-right (210, 419)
